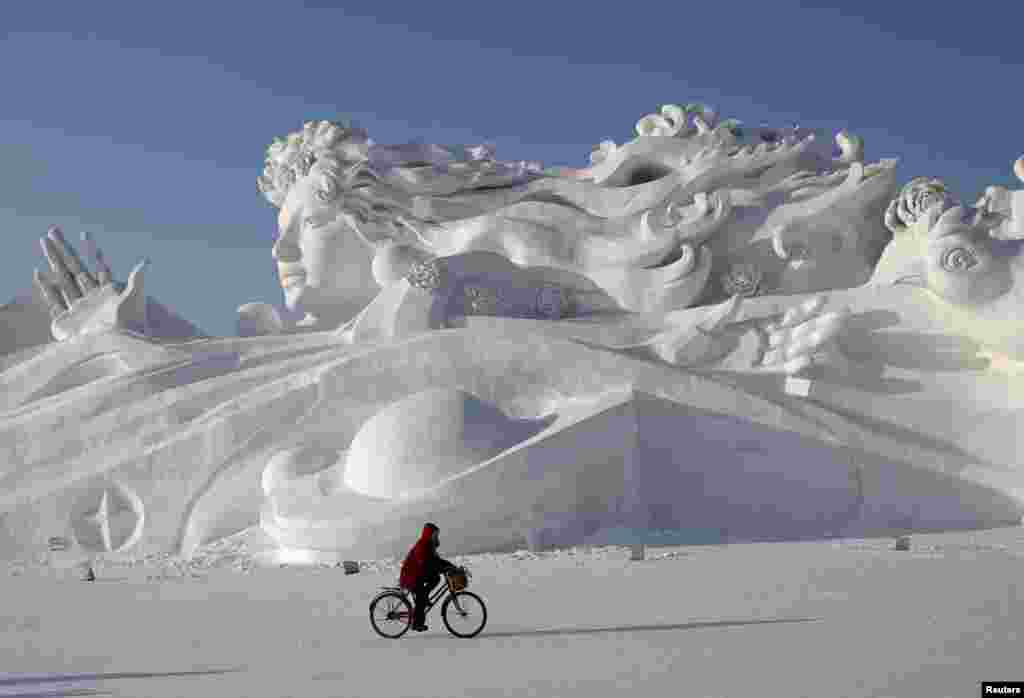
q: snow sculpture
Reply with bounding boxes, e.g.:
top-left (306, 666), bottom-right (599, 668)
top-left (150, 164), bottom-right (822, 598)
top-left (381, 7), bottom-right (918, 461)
top-left (1, 105), bottom-right (1023, 565)
top-left (255, 110), bottom-right (896, 323)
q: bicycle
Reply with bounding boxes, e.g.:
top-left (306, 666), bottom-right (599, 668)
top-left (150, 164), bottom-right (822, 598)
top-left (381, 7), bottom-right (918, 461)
top-left (369, 567), bottom-right (488, 639)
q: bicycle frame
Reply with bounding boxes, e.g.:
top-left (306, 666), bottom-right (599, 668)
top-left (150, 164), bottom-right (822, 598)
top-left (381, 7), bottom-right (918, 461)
top-left (397, 573), bottom-right (465, 618)
top-left (423, 583), bottom-right (449, 615)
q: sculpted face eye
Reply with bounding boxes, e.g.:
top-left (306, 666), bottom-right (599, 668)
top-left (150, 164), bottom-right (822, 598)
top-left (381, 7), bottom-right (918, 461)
top-left (940, 246), bottom-right (978, 272)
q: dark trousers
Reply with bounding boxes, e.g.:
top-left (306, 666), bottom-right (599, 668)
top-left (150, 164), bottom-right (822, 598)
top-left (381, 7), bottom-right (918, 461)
top-left (412, 573), bottom-right (441, 625)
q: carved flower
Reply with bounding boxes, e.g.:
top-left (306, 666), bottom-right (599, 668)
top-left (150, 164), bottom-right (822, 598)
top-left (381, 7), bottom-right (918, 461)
top-left (535, 285), bottom-right (570, 320)
top-left (885, 177), bottom-right (956, 234)
top-left (720, 262), bottom-right (762, 297)
top-left (406, 258), bottom-right (448, 292)
top-left (464, 285), bottom-right (499, 314)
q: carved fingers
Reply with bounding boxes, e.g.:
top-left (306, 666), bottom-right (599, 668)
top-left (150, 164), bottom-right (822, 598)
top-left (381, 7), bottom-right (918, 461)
top-left (33, 268), bottom-right (68, 318)
top-left (756, 295), bottom-right (850, 375)
top-left (81, 231), bottom-right (114, 285)
top-left (37, 226), bottom-right (115, 312)
top-left (53, 227), bottom-right (98, 291)
top-left (40, 231), bottom-right (83, 306)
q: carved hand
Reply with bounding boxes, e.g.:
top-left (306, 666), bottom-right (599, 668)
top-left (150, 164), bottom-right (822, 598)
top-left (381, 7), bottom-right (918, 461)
top-left (747, 295), bottom-right (850, 375)
top-left (651, 294), bottom-right (849, 376)
top-left (33, 226), bottom-right (150, 341)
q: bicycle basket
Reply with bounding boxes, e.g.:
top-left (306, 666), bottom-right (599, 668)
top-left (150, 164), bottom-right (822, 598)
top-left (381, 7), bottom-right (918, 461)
top-left (447, 568), bottom-right (468, 592)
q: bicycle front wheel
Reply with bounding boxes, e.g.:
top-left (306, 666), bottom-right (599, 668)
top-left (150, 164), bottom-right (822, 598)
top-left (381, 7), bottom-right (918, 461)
top-left (441, 591), bottom-right (488, 638)
top-left (369, 592), bottom-right (413, 639)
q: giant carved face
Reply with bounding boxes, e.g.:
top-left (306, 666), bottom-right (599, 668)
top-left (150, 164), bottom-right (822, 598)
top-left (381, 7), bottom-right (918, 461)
top-left (272, 169), bottom-right (379, 325)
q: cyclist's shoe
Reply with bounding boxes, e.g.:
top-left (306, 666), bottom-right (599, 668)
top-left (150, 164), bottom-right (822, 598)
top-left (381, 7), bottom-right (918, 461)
top-left (412, 623), bottom-right (429, 632)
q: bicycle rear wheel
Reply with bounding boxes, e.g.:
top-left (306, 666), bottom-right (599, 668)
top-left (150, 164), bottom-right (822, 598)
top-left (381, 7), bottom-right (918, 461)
top-left (369, 592), bottom-right (413, 639)
top-left (441, 591), bottom-right (488, 638)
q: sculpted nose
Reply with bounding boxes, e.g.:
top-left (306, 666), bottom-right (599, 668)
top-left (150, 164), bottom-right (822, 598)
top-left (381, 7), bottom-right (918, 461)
top-left (272, 236), bottom-right (300, 262)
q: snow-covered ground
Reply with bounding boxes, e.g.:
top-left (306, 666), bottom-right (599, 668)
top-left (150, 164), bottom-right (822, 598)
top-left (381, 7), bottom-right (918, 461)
top-left (3, 525), bottom-right (1023, 697)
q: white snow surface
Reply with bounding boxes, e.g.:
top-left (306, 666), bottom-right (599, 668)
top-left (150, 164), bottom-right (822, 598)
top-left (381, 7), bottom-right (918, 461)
top-left (2, 525), bottom-right (1022, 697)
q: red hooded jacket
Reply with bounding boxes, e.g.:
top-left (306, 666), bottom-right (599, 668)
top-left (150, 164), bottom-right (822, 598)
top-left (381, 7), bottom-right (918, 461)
top-left (399, 523), bottom-right (440, 590)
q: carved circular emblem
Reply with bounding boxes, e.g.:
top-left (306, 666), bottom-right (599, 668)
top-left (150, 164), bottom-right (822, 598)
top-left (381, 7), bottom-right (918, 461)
top-left (464, 285), bottom-right (499, 315)
top-left (69, 481), bottom-right (145, 554)
top-left (535, 285), bottom-right (570, 319)
top-left (406, 258), bottom-right (448, 292)
top-left (720, 262), bottom-right (762, 297)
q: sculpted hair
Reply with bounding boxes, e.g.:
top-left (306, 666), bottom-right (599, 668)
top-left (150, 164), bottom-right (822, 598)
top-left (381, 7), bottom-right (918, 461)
top-left (258, 119), bottom-right (546, 248)
top-left (257, 120), bottom-right (373, 208)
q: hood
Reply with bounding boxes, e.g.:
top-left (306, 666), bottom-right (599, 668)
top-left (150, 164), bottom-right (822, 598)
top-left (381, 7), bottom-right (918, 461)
top-left (420, 522), bottom-right (439, 542)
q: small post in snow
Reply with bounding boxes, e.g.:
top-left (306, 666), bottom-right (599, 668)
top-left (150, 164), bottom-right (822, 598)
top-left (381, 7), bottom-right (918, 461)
top-left (77, 559), bottom-right (96, 581)
top-left (630, 543), bottom-right (645, 561)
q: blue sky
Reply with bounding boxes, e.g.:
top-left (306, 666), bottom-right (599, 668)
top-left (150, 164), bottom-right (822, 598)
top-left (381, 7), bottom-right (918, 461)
top-left (3, 1), bottom-right (1022, 337)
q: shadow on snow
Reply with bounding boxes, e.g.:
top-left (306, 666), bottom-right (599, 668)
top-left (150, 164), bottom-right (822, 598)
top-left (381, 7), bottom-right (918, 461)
top-left (0, 668), bottom-right (242, 696)
top-left (419, 616), bottom-right (823, 641)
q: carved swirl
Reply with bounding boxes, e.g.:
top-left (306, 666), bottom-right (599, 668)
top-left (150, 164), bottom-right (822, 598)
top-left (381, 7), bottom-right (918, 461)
top-left (635, 103), bottom-right (725, 139)
top-left (940, 246), bottom-right (978, 273)
top-left (636, 104), bottom-right (690, 138)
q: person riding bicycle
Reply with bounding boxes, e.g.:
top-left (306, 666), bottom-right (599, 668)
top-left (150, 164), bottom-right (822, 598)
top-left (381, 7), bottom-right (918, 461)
top-left (399, 522), bottom-right (457, 632)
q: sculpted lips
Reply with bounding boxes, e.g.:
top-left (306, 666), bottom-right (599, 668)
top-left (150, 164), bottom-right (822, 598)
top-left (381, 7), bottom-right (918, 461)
top-left (278, 264), bottom-right (306, 288)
